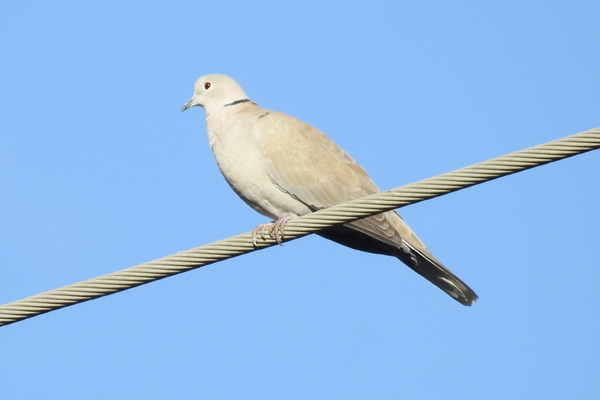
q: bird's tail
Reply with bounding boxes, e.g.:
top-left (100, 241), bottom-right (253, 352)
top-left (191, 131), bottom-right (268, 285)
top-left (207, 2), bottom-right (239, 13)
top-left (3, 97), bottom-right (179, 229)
top-left (391, 241), bottom-right (478, 306)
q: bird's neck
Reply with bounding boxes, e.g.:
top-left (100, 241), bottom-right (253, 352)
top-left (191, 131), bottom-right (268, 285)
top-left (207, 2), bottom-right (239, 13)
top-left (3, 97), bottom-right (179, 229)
top-left (205, 100), bottom-right (259, 149)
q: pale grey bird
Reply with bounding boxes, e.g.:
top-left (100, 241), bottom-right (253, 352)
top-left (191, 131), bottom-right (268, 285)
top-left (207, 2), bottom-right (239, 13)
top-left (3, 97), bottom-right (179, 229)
top-left (182, 74), bottom-right (477, 306)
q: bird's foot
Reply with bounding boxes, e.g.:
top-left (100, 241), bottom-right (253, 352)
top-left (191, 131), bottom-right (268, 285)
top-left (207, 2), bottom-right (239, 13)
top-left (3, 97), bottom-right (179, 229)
top-left (272, 213), bottom-right (297, 244)
top-left (251, 213), bottom-right (298, 247)
top-left (252, 223), bottom-right (272, 247)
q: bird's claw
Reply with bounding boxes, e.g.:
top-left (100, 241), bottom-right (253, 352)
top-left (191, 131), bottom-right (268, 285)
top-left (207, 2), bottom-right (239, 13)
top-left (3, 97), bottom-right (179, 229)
top-left (251, 213), bottom-right (298, 247)
top-left (252, 223), bottom-right (271, 247)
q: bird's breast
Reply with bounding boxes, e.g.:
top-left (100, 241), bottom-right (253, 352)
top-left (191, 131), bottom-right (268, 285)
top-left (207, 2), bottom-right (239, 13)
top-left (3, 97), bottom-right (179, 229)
top-left (207, 112), bottom-right (311, 220)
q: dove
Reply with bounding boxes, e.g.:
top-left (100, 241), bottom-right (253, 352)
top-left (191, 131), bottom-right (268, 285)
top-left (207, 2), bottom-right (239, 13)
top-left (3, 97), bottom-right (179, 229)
top-left (182, 74), bottom-right (477, 306)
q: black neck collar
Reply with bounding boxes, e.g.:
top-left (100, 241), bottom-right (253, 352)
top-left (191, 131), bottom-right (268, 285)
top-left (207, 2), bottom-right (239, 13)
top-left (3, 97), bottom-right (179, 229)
top-left (223, 99), bottom-right (251, 107)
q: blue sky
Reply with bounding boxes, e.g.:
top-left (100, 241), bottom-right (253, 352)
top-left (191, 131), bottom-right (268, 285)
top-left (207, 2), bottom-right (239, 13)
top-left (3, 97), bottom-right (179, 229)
top-left (1, 1), bottom-right (599, 398)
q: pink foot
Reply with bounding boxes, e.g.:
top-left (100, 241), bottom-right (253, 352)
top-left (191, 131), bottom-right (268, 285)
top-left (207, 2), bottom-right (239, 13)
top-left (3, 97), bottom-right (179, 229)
top-left (251, 223), bottom-right (271, 247)
top-left (251, 213), bottom-right (298, 246)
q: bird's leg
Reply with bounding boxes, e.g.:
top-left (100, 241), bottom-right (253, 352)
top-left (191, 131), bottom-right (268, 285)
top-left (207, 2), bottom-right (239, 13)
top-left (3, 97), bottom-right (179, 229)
top-left (251, 213), bottom-right (298, 247)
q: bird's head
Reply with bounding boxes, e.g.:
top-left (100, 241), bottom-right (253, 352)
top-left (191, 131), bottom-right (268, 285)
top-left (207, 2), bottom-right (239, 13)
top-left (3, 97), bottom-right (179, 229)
top-left (181, 74), bottom-right (249, 112)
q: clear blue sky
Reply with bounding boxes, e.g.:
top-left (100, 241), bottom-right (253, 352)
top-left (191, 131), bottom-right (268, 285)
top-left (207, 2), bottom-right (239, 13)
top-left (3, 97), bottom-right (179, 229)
top-left (1, 1), bottom-right (599, 398)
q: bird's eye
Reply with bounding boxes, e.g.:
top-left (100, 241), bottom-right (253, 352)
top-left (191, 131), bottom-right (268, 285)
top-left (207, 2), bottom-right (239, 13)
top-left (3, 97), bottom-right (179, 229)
top-left (204, 82), bottom-right (211, 90)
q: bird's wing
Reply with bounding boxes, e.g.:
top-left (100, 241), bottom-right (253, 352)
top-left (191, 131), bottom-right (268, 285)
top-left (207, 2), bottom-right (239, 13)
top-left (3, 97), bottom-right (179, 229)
top-left (254, 111), bottom-right (378, 208)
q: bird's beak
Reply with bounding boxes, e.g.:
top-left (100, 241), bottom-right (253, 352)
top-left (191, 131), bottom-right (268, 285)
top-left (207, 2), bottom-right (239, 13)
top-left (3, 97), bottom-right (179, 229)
top-left (181, 96), bottom-right (199, 112)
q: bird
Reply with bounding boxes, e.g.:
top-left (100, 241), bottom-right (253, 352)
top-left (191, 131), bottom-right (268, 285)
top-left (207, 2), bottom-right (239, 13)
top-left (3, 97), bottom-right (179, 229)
top-left (182, 74), bottom-right (478, 306)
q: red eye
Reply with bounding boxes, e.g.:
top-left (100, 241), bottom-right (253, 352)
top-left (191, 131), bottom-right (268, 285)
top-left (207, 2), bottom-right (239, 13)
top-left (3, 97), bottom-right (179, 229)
top-left (204, 82), bottom-right (211, 90)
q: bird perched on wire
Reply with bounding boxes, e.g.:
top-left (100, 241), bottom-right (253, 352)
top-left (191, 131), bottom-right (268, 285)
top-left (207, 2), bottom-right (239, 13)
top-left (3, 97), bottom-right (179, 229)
top-left (182, 74), bottom-right (477, 306)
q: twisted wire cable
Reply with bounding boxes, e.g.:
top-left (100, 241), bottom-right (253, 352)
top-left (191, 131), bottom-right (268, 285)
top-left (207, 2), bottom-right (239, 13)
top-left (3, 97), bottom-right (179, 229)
top-left (1, 127), bottom-right (598, 327)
